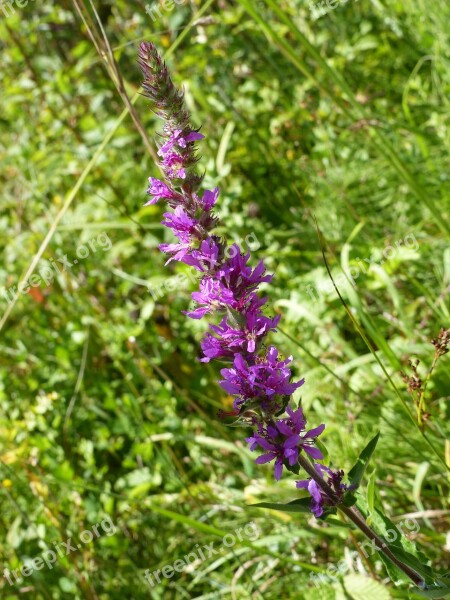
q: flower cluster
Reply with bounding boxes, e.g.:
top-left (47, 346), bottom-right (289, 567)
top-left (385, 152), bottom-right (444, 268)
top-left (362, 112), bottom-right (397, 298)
top-left (139, 41), bottom-right (345, 517)
top-left (246, 407), bottom-right (324, 480)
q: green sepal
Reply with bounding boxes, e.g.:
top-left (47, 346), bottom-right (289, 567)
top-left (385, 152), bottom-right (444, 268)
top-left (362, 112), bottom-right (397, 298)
top-left (284, 461), bottom-right (300, 475)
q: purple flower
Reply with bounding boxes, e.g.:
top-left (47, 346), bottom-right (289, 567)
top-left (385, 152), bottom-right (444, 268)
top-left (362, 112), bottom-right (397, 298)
top-left (184, 237), bottom-right (220, 272)
top-left (159, 241), bottom-right (192, 265)
top-left (200, 187), bottom-right (219, 211)
top-left (200, 307), bottom-right (280, 362)
top-left (158, 129), bottom-right (204, 156)
top-left (246, 407), bottom-right (324, 480)
top-left (162, 206), bottom-right (198, 242)
top-left (157, 129), bottom-right (205, 180)
top-left (278, 406), bottom-right (325, 459)
top-left (184, 278), bottom-right (236, 319)
top-left (159, 237), bottom-right (221, 273)
top-left (219, 347), bottom-right (304, 403)
top-left (185, 248), bottom-right (272, 319)
top-left (219, 354), bottom-right (257, 397)
top-left (297, 478), bottom-right (324, 518)
top-left (160, 151), bottom-right (186, 180)
top-left (242, 308), bottom-right (281, 353)
top-left (145, 177), bottom-right (177, 205)
top-left (247, 426), bottom-right (298, 481)
top-left (216, 247), bottom-right (272, 307)
top-left (181, 130), bottom-right (205, 146)
top-left (199, 333), bottom-right (229, 363)
top-left (296, 465), bottom-right (348, 518)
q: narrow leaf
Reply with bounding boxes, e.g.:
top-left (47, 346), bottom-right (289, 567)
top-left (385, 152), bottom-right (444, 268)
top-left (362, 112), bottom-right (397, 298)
top-left (413, 585), bottom-right (450, 598)
top-left (357, 496), bottom-right (435, 586)
top-left (250, 498), bottom-right (312, 513)
top-left (348, 432), bottom-right (380, 489)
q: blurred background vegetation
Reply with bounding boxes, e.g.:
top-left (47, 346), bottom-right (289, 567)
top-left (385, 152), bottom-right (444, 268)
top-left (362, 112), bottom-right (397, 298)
top-left (0, 0), bottom-right (449, 598)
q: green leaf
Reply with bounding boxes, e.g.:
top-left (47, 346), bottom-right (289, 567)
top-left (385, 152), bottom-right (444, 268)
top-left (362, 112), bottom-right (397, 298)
top-left (382, 544), bottom-right (434, 585)
top-left (59, 577), bottom-right (77, 594)
top-left (250, 498), bottom-right (312, 513)
top-left (348, 432), bottom-right (380, 490)
top-left (414, 585), bottom-right (450, 598)
top-left (356, 496), bottom-right (435, 586)
top-left (306, 586), bottom-right (337, 600)
top-left (284, 461), bottom-right (301, 475)
top-left (251, 499), bottom-right (337, 519)
top-left (342, 574), bottom-right (391, 600)
top-left (342, 492), bottom-right (358, 507)
top-left (315, 437), bottom-right (329, 463)
top-left (324, 518), bottom-right (352, 529)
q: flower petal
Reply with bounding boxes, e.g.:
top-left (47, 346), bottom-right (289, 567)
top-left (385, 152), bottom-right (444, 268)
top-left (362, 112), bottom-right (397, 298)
top-left (303, 445), bottom-right (324, 460)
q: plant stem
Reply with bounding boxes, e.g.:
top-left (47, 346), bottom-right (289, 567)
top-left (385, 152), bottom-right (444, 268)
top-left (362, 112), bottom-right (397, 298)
top-left (339, 504), bottom-right (424, 586)
top-left (417, 352), bottom-right (439, 428)
top-left (297, 455), bottom-right (424, 587)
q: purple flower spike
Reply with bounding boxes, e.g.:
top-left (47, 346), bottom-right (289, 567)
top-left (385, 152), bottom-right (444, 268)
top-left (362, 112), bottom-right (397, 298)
top-left (139, 41), bottom-right (344, 504)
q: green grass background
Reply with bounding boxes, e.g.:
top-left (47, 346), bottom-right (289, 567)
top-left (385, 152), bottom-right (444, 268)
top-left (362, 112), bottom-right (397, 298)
top-left (0, 0), bottom-right (449, 598)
